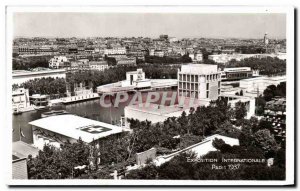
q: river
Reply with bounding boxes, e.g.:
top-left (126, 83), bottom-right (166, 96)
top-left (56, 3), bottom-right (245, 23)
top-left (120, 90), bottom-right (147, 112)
top-left (13, 90), bottom-right (177, 144)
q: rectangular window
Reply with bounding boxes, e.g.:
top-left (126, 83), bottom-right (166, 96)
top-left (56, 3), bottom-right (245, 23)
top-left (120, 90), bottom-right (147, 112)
top-left (206, 91), bottom-right (209, 98)
top-left (206, 83), bottom-right (209, 90)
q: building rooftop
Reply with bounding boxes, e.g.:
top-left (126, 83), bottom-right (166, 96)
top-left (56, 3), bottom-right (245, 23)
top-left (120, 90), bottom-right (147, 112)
top-left (13, 141), bottom-right (40, 158)
top-left (240, 75), bottom-right (286, 82)
top-left (224, 67), bottom-right (251, 72)
top-left (29, 114), bottom-right (124, 143)
top-left (180, 64), bottom-right (218, 75)
top-left (126, 103), bottom-right (184, 116)
top-left (125, 98), bottom-right (209, 117)
top-left (89, 61), bottom-right (108, 65)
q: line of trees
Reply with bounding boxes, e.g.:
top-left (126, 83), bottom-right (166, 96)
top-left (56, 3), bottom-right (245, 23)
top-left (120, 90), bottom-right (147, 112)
top-left (68, 64), bottom-right (180, 91)
top-left (27, 138), bottom-right (90, 179)
top-left (255, 82), bottom-right (286, 115)
top-left (144, 54), bottom-right (192, 64)
top-left (15, 77), bottom-right (66, 98)
top-left (13, 64), bottom-right (180, 96)
top-left (227, 57), bottom-right (286, 76)
top-left (13, 55), bottom-right (52, 70)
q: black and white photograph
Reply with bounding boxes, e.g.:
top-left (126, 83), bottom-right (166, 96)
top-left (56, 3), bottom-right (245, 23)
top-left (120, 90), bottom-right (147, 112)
top-left (4, 5), bottom-right (295, 186)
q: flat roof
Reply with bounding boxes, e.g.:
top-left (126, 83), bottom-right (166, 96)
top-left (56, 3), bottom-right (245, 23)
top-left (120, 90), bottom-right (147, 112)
top-left (125, 99), bottom-right (208, 117)
top-left (240, 75), bottom-right (286, 82)
top-left (29, 114), bottom-right (123, 143)
top-left (126, 103), bottom-right (183, 115)
top-left (180, 64), bottom-right (218, 74)
top-left (13, 141), bottom-right (40, 158)
top-left (224, 67), bottom-right (251, 72)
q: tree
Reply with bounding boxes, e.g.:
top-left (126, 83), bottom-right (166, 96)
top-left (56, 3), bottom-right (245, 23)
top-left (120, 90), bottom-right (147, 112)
top-left (27, 139), bottom-right (90, 179)
top-left (158, 152), bottom-right (197, 180)
top-left (253, 129), bottom-right (280, 156)
top-left (19, 77), bottom-right (66, 97)
top-left (212, 138), bottom-right (233, 153)
top-left (125, 164), bottom-right (158, 179)
top-left (235, 101), bottom-right (247, 120)
top-left (258, 120), bottom-right (273, 131)
top-left (263, 85), bottom-right (277, 101)
top-left (263, 82), bottom-right (286, 101)
top-left (226, 57), bottom-right (286, 76)
top-left (255, 96), bottom-right (266, 116)
top-left (178, 134), bottom-right (202, 149)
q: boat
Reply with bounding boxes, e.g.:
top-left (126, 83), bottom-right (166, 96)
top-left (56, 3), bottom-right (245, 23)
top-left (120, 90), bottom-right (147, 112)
top-left (41, 110), bottom-right (69, 118)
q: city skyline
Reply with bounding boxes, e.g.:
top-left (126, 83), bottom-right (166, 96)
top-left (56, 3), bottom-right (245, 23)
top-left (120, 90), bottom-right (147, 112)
top-left (13, 13), bottom-right (286, 39)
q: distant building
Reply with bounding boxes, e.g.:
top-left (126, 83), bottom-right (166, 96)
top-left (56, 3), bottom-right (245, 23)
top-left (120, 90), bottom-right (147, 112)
top-left (104, 47), bottom-right (126, 55)
top-left (264, 33), bottom-right (269, 46)
top-left (240, 76), bottom-right (286, 97)
top-left (154, 50), bottom-right (164, 57)
top-left (169, 37), bottom-right (178, 42)
top-left (221, 67), bottom-right (253, 81)
top-left (68, 48), bottom-right (78, 54)
top-left (221, 49), bottom-right (235, 54)
top-left (178, 64), bottom-right (221, 100)
top-left (116, 57), bottom-right (136, 66)
top-left (263, 97), bottom-right (286, 143)
top-left (15, 46), bottom-right (56, 55)
top-left (194, 53), bottom-right (203, 62)
top-left (220, 93), bottom-right (256, 119)
top-left (89, 61), bottom-right (109, 71)
top-left (188, 54), bottom-right (195, 60)
top-left (149, 49), bottom-right (155, 56)
top-left (189, 52), bottom-right (203, 62)
top-left (49, 56), bottom-right (69, 69)
top-left (30, 94), bottom-right (49, 109)
top-left (208, 53), bottom-right (286, 64)
top-left (67, 61), bottom-right (91, 73)
top-left (159, 34), bottom-right (168, 41)
top-left (12, 88), bottom-right (30, 114)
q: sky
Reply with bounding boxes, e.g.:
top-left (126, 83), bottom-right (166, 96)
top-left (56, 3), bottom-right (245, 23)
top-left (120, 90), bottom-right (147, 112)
top-left (13, 13), bottom-right (286, 39)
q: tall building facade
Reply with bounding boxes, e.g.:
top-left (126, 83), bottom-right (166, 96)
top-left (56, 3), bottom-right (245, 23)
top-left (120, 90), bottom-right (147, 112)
top-left (264, 32), bottom-right (269, 45)
top-left (178, 64), bottom-right (221, 100)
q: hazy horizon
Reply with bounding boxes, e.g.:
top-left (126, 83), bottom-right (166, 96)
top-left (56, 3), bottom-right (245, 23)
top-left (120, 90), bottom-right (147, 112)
top-left (13, 13), bottom-right (286, 39)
